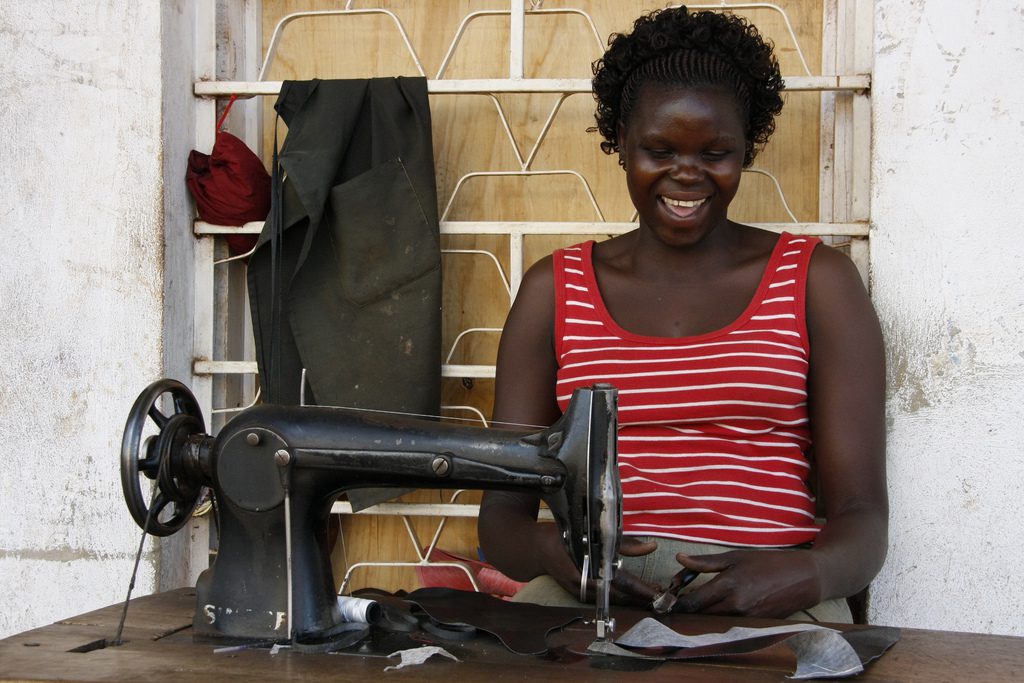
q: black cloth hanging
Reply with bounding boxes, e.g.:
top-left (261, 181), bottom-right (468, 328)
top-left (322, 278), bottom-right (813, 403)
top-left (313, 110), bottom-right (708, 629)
top-left (247, 77), bottom-right (441, 443)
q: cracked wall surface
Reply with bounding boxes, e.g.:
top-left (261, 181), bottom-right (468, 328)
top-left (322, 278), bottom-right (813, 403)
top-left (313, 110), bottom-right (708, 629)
top-left (0, 1), bottom-right (164, 637)
top-left (870, 0), bottom-right (1024, 635)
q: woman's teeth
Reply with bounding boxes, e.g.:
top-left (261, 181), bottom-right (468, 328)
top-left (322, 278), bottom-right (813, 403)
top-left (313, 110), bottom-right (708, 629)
top-left (662, 196), bottom-right (706, 208)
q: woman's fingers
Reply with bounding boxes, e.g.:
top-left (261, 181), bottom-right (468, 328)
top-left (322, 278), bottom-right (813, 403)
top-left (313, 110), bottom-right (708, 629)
top-left (619, 537), bottom-right (659, 557)
top-left (611, 569), bottom-right (660, 602)
top-left (676, 551), bottom-right (735, 573)
top-left (574, 569), bottom-right (660, 607)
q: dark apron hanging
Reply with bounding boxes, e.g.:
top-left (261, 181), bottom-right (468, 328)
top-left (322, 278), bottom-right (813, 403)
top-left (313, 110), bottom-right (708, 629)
top-left (247, 78), bottom-right (441, 507)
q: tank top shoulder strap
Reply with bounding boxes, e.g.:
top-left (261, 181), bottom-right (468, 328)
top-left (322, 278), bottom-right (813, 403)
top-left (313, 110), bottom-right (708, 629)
top-left (753, 232), bottom-right (821, 353)
top-left (552, 241), bottom-right (596, 361)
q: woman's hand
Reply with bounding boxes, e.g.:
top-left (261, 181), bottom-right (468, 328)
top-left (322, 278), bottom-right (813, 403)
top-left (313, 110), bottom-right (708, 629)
top-left (671, 550), bottom-right (823, 618)
top-left (538, 530), bottom-right (662, 607)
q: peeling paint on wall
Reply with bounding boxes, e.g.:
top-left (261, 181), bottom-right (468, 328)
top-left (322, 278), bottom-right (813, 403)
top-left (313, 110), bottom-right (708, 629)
top-left (0, 1), bottom-right (165, 638)
top-left (870, 0), bottom-right (1024, 636)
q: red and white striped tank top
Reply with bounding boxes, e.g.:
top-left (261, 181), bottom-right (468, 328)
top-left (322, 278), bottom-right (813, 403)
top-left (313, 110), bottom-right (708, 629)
top-left (553, 233), bottom-right (821, 547)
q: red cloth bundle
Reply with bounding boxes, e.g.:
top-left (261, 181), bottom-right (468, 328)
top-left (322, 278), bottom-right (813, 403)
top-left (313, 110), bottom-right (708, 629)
top-left (186, 131), bottom-right (270, 255)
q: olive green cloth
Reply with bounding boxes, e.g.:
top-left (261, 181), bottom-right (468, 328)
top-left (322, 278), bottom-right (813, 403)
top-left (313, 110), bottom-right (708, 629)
top-left (247, 78), bottom-right (441, 510)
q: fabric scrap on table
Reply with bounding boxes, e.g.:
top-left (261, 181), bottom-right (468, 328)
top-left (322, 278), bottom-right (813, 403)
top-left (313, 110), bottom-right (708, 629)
top-left (784, 629), bottom-right (863, 679)
top-left (384, 645), bottom-right (459, 671)
top-left (616, 619), bottom-right (831, 649)
top-left (593, 617), bottom-right (899, 679)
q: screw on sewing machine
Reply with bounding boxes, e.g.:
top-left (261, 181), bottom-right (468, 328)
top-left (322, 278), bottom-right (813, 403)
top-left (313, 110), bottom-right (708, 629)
top-left (246, 432), bottom-right (261, 446)
top-left (547, 432), bottom-right (563, 450)
top-left (274, 449), bottom-right (291, 466)
top-left (431, 455), bottom-right (451, 476)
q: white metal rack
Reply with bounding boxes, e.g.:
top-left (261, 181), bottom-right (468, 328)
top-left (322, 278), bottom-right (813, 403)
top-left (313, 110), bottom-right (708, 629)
top-left (190, 0), bottom-right (874, 590)
top-left (195, 219), bottom-right (868, 383)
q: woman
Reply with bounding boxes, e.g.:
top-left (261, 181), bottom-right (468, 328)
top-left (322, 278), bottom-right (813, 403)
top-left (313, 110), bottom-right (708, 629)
top-left (478, 6), bottom-right (887, 622)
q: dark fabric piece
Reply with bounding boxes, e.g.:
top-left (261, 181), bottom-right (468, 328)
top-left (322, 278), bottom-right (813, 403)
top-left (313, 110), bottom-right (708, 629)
top-left (186, 131), bottom-right (270, 255)
top-left (247, 77), bottom-right (441, 413)
top-left (403, 587), bottom-right (586, 655)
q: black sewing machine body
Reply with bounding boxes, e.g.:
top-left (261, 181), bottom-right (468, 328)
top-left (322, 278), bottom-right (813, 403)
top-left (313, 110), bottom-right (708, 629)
top-left (121, 380), bottom-right (621, 644)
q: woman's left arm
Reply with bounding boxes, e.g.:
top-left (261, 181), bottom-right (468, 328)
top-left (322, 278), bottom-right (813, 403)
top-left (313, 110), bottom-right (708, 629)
top-left (673, 244), bottom-right (888, 617)
top-left (798, 243), bottom-right (889, 601)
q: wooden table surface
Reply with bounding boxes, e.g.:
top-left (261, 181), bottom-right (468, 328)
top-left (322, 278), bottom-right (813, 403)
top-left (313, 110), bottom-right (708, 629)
top-left (1, 588), bottom-right (1021, 682)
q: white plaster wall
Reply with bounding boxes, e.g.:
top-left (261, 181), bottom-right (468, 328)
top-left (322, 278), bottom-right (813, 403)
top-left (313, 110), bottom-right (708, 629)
top-left (0, 2), bottom-right (165, 637)
top-left (869, 0), bottom-right (1024, 635)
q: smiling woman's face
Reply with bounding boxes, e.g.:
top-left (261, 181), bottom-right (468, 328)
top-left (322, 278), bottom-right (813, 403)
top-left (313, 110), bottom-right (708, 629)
top-left (617, 83), bottom-right (747, 249)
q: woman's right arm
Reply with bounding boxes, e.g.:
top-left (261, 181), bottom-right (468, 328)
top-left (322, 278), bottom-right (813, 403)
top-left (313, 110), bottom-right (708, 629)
top-left (479, 256), bottom-right (661, 603)
top-left (477, 256), bottom-right (570, 582)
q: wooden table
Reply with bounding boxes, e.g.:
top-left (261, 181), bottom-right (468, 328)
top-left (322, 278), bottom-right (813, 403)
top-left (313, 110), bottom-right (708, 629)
top-left (1, 588), bottom-right (1021, 682)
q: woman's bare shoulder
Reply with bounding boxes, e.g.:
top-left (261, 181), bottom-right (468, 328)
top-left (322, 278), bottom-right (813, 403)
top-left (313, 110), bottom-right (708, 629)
top-left (807, 241), bottom-right (869, 302)
top-left (515, 253), bottom-right (556, 310)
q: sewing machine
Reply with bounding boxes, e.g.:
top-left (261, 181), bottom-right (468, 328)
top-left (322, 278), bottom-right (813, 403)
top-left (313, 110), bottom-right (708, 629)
top-left (120, 379), bottom-right (621, 646)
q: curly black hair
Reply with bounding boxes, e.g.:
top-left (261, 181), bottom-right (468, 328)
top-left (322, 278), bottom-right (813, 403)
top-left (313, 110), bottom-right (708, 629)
top-left (592, 6), bottom-right (784, 167)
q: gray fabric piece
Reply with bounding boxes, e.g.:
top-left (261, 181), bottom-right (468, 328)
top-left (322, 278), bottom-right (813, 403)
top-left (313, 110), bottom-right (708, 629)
top-left (614, 618), bottom-right (834, 649)
top-left (600, 617), bottom-right (866, 679)
top-left (384, 645), bottom-right (459, 671)
top-left (786, 629), bottom-right (865, 679)
top-left (587, 639), bottom-right (661, 660)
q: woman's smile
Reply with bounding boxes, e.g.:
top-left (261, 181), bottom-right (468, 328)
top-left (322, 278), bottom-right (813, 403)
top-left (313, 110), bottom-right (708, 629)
top-left (618, 83), bottom-right (747, 246)
top-left (661, 194), bottom-right (710, 220)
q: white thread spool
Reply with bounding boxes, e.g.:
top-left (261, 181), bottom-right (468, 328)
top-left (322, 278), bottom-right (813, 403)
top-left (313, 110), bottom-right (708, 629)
top-left (337, 596), bottom-right (381, 624)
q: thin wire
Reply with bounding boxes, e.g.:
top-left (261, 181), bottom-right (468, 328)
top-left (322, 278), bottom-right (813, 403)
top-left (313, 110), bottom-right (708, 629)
top-left (316, 403), bottom-right (548, 431)
top-left (337, 517), bottom-right (349, 591)
top-left (113, 485), bottom-right (160, 645)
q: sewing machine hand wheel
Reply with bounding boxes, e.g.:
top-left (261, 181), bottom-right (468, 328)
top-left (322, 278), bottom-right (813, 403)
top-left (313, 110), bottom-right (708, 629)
top-left (121, 379), bottom-right (207, 536)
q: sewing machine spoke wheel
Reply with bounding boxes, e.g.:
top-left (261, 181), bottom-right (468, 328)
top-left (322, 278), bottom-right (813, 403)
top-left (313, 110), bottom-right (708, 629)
top-left (121, 379), bottom-right (206, 536)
